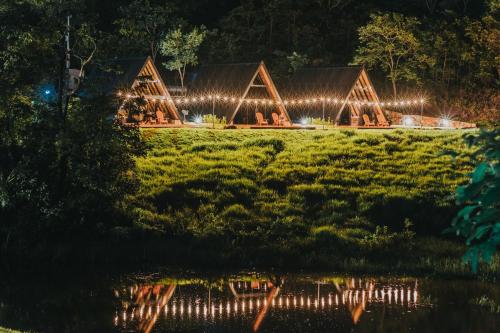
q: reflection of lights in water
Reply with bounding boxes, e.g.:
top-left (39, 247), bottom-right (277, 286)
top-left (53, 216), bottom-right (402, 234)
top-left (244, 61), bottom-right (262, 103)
top-left (116, 281), bottom-right (422, 326)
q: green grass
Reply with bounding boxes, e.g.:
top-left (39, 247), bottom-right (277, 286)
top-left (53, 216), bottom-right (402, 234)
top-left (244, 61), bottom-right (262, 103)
top-left (123, 128), bottom-right (482, 272)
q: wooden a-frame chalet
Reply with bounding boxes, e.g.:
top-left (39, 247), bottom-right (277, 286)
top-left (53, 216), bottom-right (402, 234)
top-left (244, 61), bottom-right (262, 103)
top-left (282, 66), bottom-right (389, 126)
top-left (88, 56), bottom-right (182, 125)
top-left (189, 61), bottom-right (292, 127)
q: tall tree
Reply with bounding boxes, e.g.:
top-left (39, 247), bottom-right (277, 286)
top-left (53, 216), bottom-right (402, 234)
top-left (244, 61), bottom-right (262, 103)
top-left (160, 26), bottom-right (206, 88)
top-left (115, 0), bottom-right (179, 61)
top-left (352, 13), bottom-right (432, 98)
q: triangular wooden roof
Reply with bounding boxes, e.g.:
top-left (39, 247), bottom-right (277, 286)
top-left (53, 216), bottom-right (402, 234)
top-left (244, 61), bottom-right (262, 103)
top-left (88, 56), bottom-right (182, 123)
top-left (281, 66), bottom-right (388, 126)
top-left (189, 61), bottom-right (290, 125)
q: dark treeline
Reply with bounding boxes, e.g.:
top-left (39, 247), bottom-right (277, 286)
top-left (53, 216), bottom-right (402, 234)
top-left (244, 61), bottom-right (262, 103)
top-left (95, 0), bottom-right (498, 122)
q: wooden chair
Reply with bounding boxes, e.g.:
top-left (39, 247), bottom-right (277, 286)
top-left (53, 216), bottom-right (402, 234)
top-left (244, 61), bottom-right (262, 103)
top-left (255, 112), bottom-right (268, 126)
top-left (156, 110), bottom-right (169, 124)
top-left (362, 114), bottom-right (375, 126)
top-left (271, 112), bottom-right (280, 126)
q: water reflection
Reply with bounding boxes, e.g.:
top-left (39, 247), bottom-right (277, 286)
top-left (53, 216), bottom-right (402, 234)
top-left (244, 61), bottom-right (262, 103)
top-left (113, 276), bottom-right (421, 332)
top-left (1, 272), bottom-right (498, 333)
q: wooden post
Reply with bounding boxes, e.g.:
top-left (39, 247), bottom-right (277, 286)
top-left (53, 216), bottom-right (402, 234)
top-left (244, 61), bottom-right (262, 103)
top-left (322, 99), bottom-right (326, 130)
top-left (420, 101), bottom-right (424, 128)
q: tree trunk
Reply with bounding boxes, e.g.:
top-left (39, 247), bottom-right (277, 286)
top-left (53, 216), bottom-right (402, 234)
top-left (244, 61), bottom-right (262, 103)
top-left (391, 75), bottom-right (397, 99)
top-left (178, 68), bottom-right (184, 89)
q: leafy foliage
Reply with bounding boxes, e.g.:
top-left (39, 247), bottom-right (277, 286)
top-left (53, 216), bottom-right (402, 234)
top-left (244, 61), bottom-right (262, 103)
top-left (115, 0), bottom-right (179, 60)
top-left (160, 26), bottom-right (206, 87)
top-left (448, 128), bottom-right (500, 272)
top-left (352, 13), bottom-right (433, 98)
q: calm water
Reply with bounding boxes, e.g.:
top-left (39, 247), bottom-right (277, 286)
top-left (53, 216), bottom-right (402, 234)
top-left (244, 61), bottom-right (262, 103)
top-left (0, 271), bottom-right (499, 333)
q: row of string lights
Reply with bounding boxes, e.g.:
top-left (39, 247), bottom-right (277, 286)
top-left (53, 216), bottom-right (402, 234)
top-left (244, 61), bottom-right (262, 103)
top-left (117, 92), bottom-right (425, 108)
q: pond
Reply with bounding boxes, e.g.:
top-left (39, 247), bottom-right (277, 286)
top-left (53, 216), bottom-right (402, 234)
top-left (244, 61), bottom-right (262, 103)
top-left (0, 271), bottom-right (498, 332)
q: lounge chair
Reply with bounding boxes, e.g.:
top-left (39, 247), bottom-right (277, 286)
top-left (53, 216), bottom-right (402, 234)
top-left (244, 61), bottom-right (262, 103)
top-left (156, 110), bottom-right (169, 124)
top-left (271, 112), bottom-right (280, 126)
top-left (362, 114), bottom-right (375, 126)
top-left (255, 112), bottom-right (268, 126)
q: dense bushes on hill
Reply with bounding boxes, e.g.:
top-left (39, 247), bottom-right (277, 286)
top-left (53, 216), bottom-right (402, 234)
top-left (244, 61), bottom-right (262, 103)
top-left (126, 128), bottom-right (474, 264)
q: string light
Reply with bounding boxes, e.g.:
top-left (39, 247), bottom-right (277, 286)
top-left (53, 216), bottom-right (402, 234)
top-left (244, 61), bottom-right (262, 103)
top-left (116, 91), bottom-right (426, 109)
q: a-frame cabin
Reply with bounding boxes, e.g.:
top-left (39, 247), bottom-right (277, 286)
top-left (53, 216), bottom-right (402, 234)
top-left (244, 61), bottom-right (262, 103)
top-left (188, 61), bottom-right (292, 127)
top-left (88, 56), bottom-right (182, 126)
top-left (282, 66), bottom-right (389, 126)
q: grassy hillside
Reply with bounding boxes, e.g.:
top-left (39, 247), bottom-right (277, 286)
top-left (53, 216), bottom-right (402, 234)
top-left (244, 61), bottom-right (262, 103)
top-left (127, 128), bottom-right (477, 269)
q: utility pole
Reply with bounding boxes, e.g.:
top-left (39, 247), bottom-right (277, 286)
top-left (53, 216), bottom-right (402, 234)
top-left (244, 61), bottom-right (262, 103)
top-left (63, 15), bottom-right (72, 115)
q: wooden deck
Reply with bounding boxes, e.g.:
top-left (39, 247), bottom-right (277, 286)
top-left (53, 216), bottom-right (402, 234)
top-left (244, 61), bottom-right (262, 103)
top-left (226, 124), bottom-right (315, 130)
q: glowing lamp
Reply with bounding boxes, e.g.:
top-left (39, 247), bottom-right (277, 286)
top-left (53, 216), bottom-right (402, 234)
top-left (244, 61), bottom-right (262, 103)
top-left (440, 118), bottom-right (451, 127)
top-left (300, 117), bottom-right (309, 126)
top-left (402, 116), bottom-right (414, 127)
top-left (194, 115), bottom-right (203, 124)
top-left (44, 89), bottom-right (51, 95)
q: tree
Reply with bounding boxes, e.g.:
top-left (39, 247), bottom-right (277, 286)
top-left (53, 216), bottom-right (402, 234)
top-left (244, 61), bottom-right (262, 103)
top-left (447, 128), bottom-right (500, 272)
top-left (287, 51), bottom-right (309, 73)
top-left (352, 13), bottom-right (432, 98)
top-left (115, 0), bottom-right (179, 61)
top-left (160, 26), bottom-right (206, 88)
top-left (0, 1), bottom-right (144, 255)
